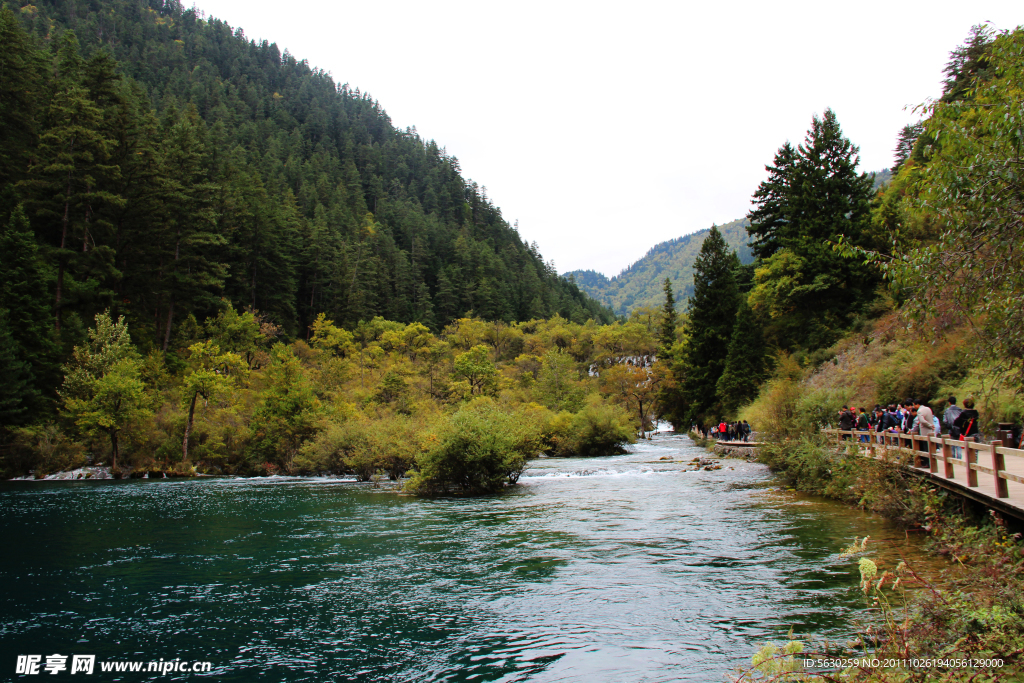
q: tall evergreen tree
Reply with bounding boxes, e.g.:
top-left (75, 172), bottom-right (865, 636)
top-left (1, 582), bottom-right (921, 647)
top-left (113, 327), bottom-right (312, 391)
top-left (745, 109), bottom-right (876, 350)
top-left (155, 107), bottom-right (224, 350)
top-left (941, 25), bottom-right (995, 103)
top-left (22, 31), bottom-right (118, 333)
top-left (892, 122), bottom-right (924, 174)
top-left (658, 277), bottom-right (677, 352)
top-left (747, 142), bottom-right (797, 260)
top-left (677, 227), bottom-right (740, 423)
top-left (715, 298), bottom-right (768, 416)
top-left (0, 204), bottom-right (58, 410)
top-left (0, 309), bottom-right (35, 426)
top-left (0, 8), bottom-right (45, 187)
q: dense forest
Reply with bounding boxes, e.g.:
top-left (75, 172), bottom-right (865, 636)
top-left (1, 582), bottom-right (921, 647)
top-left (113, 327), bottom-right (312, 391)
top-left (3, 0), bottom-right (1023, 506)
top-left (0, 0), bottom-right (614, 424)
top-left (0, 0), bottom-right (643, 489)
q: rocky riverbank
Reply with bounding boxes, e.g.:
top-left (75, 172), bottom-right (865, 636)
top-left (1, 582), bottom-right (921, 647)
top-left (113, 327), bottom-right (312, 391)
top-left (711, 443), bottom-right (760, 460)
top-left (10, 466), bottom-right (203, 481)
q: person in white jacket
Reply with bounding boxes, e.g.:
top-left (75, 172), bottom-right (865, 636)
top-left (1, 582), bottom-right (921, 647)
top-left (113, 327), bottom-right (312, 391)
top-left (913, 399), bottom-right (935, 438)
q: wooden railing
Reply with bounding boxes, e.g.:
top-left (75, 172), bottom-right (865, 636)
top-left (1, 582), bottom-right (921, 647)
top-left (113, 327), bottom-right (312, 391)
top-left (821, 429), bottom-right (1024, 501)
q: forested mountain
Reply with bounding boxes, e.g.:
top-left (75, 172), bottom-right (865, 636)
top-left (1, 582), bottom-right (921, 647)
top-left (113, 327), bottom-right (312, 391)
top-left (0, 0), bottom-right (612, 365)
top-left (568, 165), bottom-right (892, 318)
top-left (566, 218), bottom-right (753, 316)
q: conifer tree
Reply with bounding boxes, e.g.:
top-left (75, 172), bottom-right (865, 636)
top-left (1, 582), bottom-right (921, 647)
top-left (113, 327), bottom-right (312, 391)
top-left (715, 298), bottom-right (768, 416)
top-left (0, 205), bottom-right (57, 410)
top-left (23, 31), bottom-right (117, 333)
top-left (0, 309), bottom-right (35, 426)
top-left (747, 142), bottom-right (797, 260)
top-left (892, 122), bottom-right (923, 174)
top-left (156, 107), bottom-right (224, 350)
top-left (941, 24), bottom-right (995, 103)
top-left (677, 227), bottom-right (740, 423)
top-left (745, 109), bottom-right (876, 350)
top-left (659, 277), bottom-right (677, 352)
top-left (0, 8), bottom-right (45, 187)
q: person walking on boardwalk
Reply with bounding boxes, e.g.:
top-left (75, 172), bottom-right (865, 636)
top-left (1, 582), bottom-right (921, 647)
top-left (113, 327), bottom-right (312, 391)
top-left (913, 399), bottom-right (935, 438)
top-left (838, 406), bottom-right (855, 439)
top-left (910, 399), bottom-right (934, 462)
top-left (943, 396), bottom-right (963, 433)
top-left (874, 406), bottom-right (886, 443)
top-left (856, 407), bottom-right (870, 442)
top-left (953, 398), bottom-right (980, 443)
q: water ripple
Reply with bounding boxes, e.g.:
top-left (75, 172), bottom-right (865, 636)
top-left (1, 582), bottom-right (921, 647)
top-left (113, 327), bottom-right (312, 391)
top-left (0, 434), bottom-right (933, 681)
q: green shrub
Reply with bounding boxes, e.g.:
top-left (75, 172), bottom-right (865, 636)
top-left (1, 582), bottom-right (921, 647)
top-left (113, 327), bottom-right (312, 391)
top-left (3, 424), bottom-right (87, 477)
top-left (294, 413), bottom-right (423, 480)
top-left (246, 345), bottom-right (322, 471)
top-left (741, 377), bottom-right (803, 440)
top-left (546, 400), bottom-right (635, 457)
top-left (794, 386), bottom-right (851, 431)
top-left (405, 399), bottom-right (542, 494)
top-left (759, 436), bottom-right (934, 527)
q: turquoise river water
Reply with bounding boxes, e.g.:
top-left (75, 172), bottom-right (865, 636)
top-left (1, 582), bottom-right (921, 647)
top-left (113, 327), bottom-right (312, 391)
top-left (0, 433), bottom-right (932, 681)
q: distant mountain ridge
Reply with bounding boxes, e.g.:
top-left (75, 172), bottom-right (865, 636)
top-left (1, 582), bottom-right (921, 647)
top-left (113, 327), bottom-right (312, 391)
top-left (566, 218), bottom-right (754, 317)
top-left (568, 169), bottom-right (892, 317)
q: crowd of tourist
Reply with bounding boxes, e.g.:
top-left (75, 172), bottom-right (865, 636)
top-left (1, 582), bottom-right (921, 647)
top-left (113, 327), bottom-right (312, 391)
top-left (836, 396), bottom-right (980, 438)
top-left (833, 396), bottom-right (999, 458)
top-left (693, 420), bottom-right (753, 442)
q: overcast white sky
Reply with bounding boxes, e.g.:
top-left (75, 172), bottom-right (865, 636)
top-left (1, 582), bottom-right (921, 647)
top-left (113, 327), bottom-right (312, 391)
top-left (192, 0), bottom-right (1021, 277)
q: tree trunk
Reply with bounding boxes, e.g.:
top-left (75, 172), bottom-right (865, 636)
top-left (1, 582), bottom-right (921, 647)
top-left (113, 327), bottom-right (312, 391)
top-left (162, 235), bottom-right (180, 352)
top-left (162, 296), bottom-right (175, 352)
top-left (110, 429), bottom-right (119, 474)
top-left (55, 168), bottom-right (74, 333)
top-left (82, 195), bottom-right (92, 252)
top-left (182, 390), bottom-right (198, 462)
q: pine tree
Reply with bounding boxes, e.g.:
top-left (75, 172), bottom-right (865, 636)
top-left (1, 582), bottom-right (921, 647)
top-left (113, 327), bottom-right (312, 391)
top-left (892, 122), bottom-right (923, 174)
top-left (155, 107), bottom-right (224, 350)
top-left (22, 31), bottom-right (117, 333)
top-left (677, 227), bottom-right (740, 423)
top-left (715, 298), bottom-right (768, 416)
top-left (0, 205), bottom-right (58, 410)
top-left (659, 277), bottom-right (677, 352)
top-left (0, 8), bottom-right (46, 187)
top-left (745, 109), bottom-right (876, 350)
top-left (0, 309), bottom-right (35, 426)
top-left (941, 25), bottom-right (995, 103)
top-left (747, 143), bottom-right (797, 260)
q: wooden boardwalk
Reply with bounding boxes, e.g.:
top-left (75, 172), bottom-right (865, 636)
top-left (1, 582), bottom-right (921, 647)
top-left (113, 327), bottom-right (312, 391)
top-left (823, 429), bottom-right (1024, 521)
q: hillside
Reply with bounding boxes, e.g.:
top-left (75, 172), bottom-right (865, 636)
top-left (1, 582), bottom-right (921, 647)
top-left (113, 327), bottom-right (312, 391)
top-left (568, 166), bottom-right (892, 317)
top-left (0, 0), bottom-right (614, 358)
top-left (566, 218), bottom-right (754, 316)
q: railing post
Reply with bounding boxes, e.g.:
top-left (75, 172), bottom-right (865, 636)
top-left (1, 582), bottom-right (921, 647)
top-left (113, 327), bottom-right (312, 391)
top-left (942, 438), bottom-right (954, 479)
top-left (992, 443), bottom-right (1009, 498)
top-left (928, 436), bottom-right (937, 474)
top-left (869, 432), bottom-right (876, 458)
top-left (967, 442), bottom-right (979, 487)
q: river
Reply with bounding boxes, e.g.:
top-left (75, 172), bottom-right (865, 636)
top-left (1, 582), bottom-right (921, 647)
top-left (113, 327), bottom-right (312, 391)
top-left (0, 432), bottom-right (932, 681)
